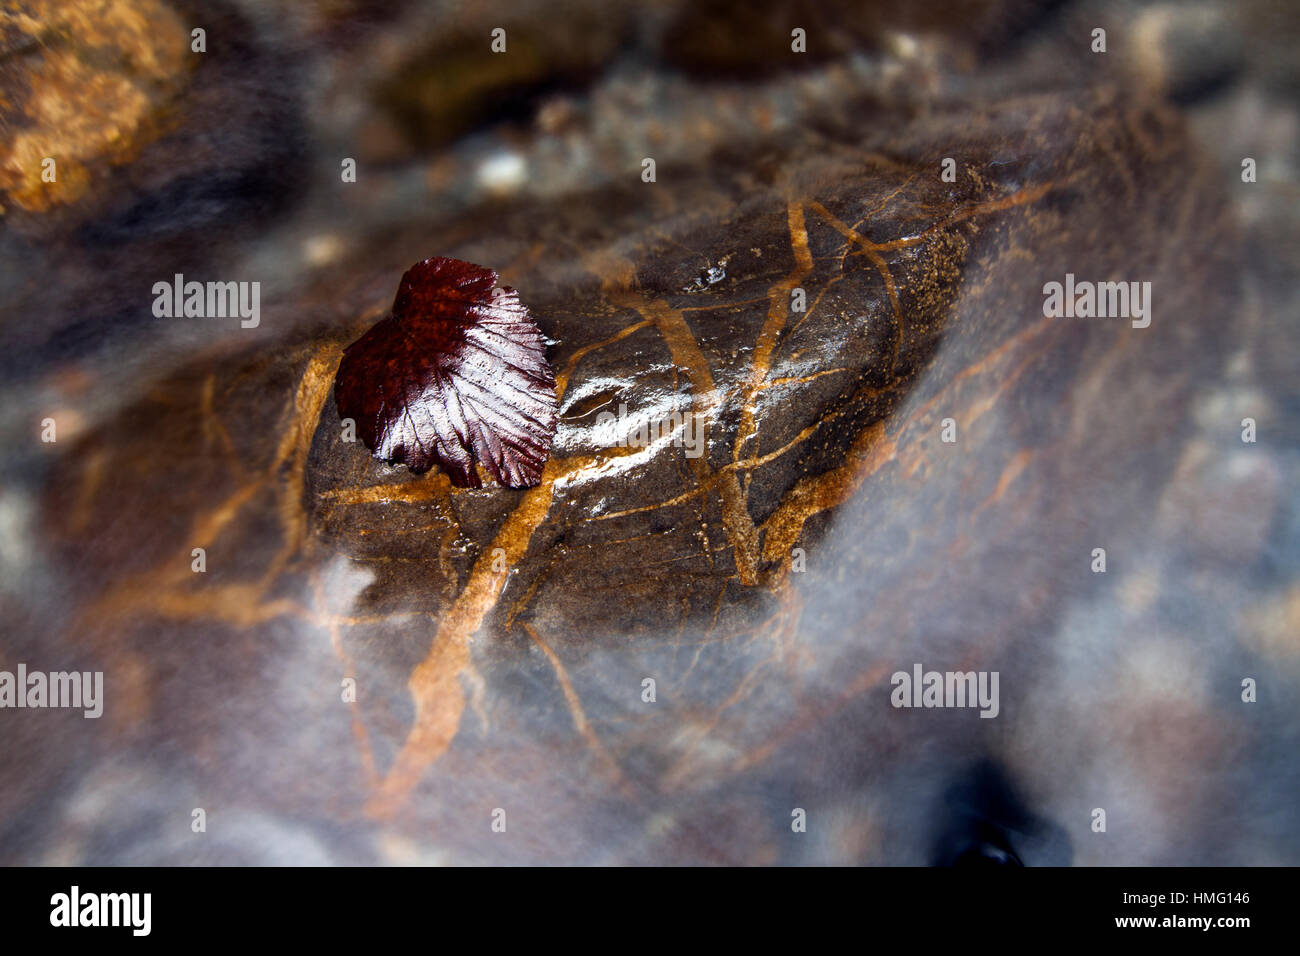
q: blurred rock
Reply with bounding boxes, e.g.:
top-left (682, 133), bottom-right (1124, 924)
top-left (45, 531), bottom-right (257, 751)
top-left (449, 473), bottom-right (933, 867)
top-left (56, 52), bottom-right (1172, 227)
top-left (1, 0), bottom-right (1296, 866)
top-left (0, 0), bottom-right (190, 218)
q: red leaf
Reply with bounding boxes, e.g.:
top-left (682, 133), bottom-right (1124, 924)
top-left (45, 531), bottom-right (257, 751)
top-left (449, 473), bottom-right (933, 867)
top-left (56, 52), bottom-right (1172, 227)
top-left (334, 257), bottom-right (558, 489)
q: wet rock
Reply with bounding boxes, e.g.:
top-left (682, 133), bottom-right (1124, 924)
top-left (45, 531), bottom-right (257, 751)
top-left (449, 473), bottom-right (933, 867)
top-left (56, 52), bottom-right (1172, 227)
top-left (660, 0), bottom-right (1057, 77)
top-left (0, 0), bottom-right (305, 362)
top-left (32, 83), bottom-right (1238, 861)
top-left (1130, 1), bottom-right (1244, 104)
top-left (5, 0), bottom-right (1296, 867)
top-left (371, 0), bottom-right (635, 151)
top-left (0, 0), bottom-right (191, 219)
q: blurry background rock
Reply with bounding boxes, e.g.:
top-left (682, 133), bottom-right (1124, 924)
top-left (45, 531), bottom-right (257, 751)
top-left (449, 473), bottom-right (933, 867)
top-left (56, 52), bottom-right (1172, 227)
top-left (0, 0), bottom-right (1296, 864)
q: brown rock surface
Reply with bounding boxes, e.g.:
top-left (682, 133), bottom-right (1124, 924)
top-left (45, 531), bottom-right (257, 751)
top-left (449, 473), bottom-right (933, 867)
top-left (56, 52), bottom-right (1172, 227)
top-left (1, 0), bottom-right (1295, 865)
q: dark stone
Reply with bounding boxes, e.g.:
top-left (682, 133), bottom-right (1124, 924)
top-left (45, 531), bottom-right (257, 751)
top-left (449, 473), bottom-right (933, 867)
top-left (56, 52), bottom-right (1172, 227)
top-left (3, 0), bottom-right (1293, 866)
